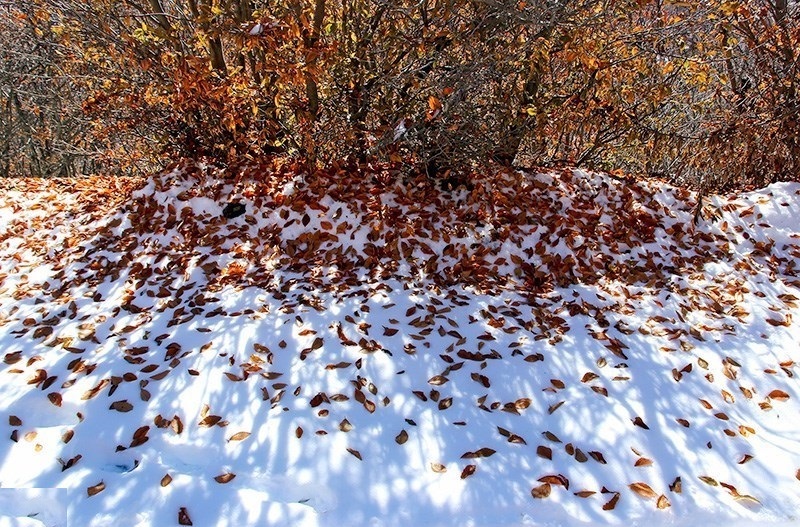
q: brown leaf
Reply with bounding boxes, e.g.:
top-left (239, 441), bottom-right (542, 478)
top-left (395, 430), bottom-right (409, 445)
top-left (460, 464), bottom-right (476, 479)
top-left (589, 451), bottom-right (607, 464)
top-left (130, 425), bottom-right (149, 448)
top-left (632, 416), bottom-right (649, 429)
top-left (634, 457), bottom-right (653, 467)
top-left (87, 481), bottom-right (105, 497)
top-left (548, 401), bottom-right (565, 414)
top-left (428, 375), bottom-right (448, 385)
top-left (8, 416), bottom-right (22, 426)
top-left (339, 419), bottom-right (353, 432)
top-left (347, 448), bottom-right (363, 460)
top-left (768, 389), bottom-right (790, 401)
top-left (538, 474), bottom-right (569, 489)
top-left (738, 454), bottom-right (754, 464)
top-left (295, 427), bottom-right (303, 438)
top-left (199, 415), bottom-right (222, 427)
top-left (656, 494), bottom-right (671, 509)
top-left (178, 507), bottom-right (193, 526)
top-left (602, 492), bottom-right (620, 511)
top-left (214, 473), bottom-right (236, 484)
top-left (542, 431), bottom-right (561, 443)
top-left (531, 483), bottom-right (552, 499)
top-left (629, 482), bottom-right (658, 499)
top-left (437, 397), bottom-right (453, 410)
top-left (110, 400), bottom-right (133, 412)
top-left (699, 476), bottom-right (718, 486)
top-left (581, 372), bottom-right (599, 383)
top-left (161, 474), bottom-right (172, 487)
top-left (172, 415), bottom-right (184, 434)
top-left (669, 477), bottom-right (682, 493)
top-left (47, 392), bottom-right (62, 407)
top-left (431, 462), bottom-right (447, 473)
top-left (515, 397), bottom-right (532, 410)
top-left (383, 327), bottom-right (399, 336)
top-left (574, 490), bottom-right (596, 498)
top-left (228, 431), bottom-right (251, 442)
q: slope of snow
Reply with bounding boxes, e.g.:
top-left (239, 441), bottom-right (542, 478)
top-left (0, 164), bottom-right (799, 526)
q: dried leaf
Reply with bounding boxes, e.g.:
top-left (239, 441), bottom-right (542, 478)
top-left (87, 481), bottom-right (105, 497)
top-left (8, 416), bottom-right (22, 426)
top-left (431, 462), bottom-right (447, 473)
top-left (339, 419), bottom-right (353, 432)
top-left (602, 492), bottom-right (620, 511)
top-left (656, 494), bottom-right (671, 509)
top-left (347, 448), bottom-right (363, 460)
top-left (531, 483), bottom-right (552, 499)
top-left (228, 431), bottom-right (251, 442)
top-left (460, 464), bottom-right (476, 479)
top-left (161, 474), bottom-right (172, 487)
top-left (428, 375), bottom-right (448, 385)
top-left (395, 430), bottom-right (409, 445)
top-left (538, 474), bottom-right (569, 489)
top-left (214, 473), bottom-right (236, 484)
top-left (574, 490), bottom-right (596, 498)
top-left (629, 482), bottom-right (658, 499)
top-left (699, 476), bottom-right (718, 486)
top-left (632, 416), bottom-right (649, 429)
top-left (768, 389), bottom-right (790, 401)
top-left (178, 507), bottom-right (193, 526)
top-left (110, 400), bottom-right (133, 412)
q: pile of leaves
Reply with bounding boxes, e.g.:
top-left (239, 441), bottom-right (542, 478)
top-left (1, 162), bottom-right (799, 526)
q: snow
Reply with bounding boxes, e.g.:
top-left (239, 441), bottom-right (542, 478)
top-left (0, 165), bottom-right (799, 526)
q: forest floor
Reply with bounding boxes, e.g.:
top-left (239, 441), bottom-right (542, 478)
top-left (1, 162), bottom-right (799, 527)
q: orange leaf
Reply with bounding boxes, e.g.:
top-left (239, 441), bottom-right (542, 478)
top-left (768, 389), bottom-right (790, 401)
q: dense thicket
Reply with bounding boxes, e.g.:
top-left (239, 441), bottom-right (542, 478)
top-left (1, 0), bottom-right (798, 189)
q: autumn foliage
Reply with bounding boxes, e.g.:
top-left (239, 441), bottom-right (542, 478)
top-left (1, 0), bottom-right (798, 189)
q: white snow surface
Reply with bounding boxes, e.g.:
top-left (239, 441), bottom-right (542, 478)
top-left (0, 165), bottom-right (799, 526)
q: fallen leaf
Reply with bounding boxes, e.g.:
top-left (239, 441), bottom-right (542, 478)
top-left (228, 431), bottom-right (251, 442)
top-left (347, 448), bottom-right (363, 460)
top-left (531, 483), bottom-right (551, 499)
top-left (214, 473), bottom-right (236, 484)
top-left (87, 481), bottom-right (105, 497)
top-left (431, 462), bottom-right (447, 473)
top-left (460, 464), bottom-right (476, 479)
top-left (538, 474), bottom-right (569, 489)
top-left (632, 416), bottom-right (649, 429)
top-left (161, 474), bottom-right (172, 487)
top-left (110, 400), bottom-right (133, 412)
top-left (656, 494), bottom-right (671, 509)
top-left (178, 507), bottom-right (193, 526)
top-left (768, 389), bottom-right (790, 401)
top-left (395, 430), bottom-right (409, 445)
top-left (574, 490), bottom-right (596, 498)
top-left (536, 445), bottom-right (552, 460)
top-left (629, 482), bottom-right (658, 499)
top-left (602, 492), bottom-right (620, 511)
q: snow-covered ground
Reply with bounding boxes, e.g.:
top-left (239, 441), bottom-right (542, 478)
top-left (1, 164), bottom-right (798, 526)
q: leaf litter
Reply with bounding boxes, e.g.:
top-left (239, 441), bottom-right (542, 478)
top-left (1, 162), bottom-right (800, 526)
